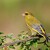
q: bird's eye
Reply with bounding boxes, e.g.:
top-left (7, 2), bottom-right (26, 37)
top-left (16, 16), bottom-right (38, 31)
top-left (25, 13), bottom-right (28, 15)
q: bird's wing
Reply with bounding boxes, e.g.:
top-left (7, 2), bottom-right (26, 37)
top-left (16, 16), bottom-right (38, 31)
top-left (31, 24), bottom-right (46, 35)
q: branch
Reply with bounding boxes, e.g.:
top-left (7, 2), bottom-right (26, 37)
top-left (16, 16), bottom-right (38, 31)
top-left (0, 36), bottom-right (39, 48)
top-left (0, 33), bottom-right (50, 48)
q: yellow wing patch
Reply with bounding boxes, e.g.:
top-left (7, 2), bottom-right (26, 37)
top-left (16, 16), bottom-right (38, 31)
top-left (40, 24), bottom-right (46, 34)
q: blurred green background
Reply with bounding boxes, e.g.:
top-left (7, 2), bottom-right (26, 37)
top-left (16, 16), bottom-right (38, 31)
top-left (0, 0), bottom-right (50, 50)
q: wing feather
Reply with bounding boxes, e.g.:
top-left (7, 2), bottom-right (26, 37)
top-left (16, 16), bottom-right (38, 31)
top-left (32, 24), bottom-right (46, 34)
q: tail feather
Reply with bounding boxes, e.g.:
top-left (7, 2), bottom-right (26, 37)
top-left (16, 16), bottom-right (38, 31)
top-left (43, 34), bottom-right (49, 42)
top-left (45, 35), bottom-right (50, 42)
top-left (46, 37), bottom-right (48, 42)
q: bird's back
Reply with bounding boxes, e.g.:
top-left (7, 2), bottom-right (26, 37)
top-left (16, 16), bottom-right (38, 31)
top-left (25, 15), bottom-right (40, 26)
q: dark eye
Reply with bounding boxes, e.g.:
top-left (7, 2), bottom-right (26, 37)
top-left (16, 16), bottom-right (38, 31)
top-left (25, 13), bottom-right (28, 15)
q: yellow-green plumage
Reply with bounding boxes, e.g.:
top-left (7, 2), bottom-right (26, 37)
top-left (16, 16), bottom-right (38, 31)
top-left (22, 12), bottom-right (48, 42)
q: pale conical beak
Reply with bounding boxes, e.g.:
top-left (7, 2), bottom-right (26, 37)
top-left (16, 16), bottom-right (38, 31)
top-left (22, 13), bottom-right (25, 17)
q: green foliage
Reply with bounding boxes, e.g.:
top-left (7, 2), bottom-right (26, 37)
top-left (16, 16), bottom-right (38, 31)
top-left (33, 42), bottom-right (38, 48)
top-left (17, 42), bottom-right (21, 46)
top-left (0, 43), bottom-right (2, 46)
top-left (19, 39), bottom-right (38, 50)
top-left (0, 31), bottom-right (49, 50)
top-left (6, 33), bottom-right (13, 39)
top-left (45, 48), bottom-right (49, 50)
top-left (0, 36), bottom-right (6, 46)
top-left (17, 31), bottom-right (50, 50)
top-left (9, 45), bottom-right (15, 49)
top-left (0, 32), bottom-right (4, 34)
top-left (0, 36), bottom-right (5, 43)
top-left (17, 31), bottom-right (39, 50)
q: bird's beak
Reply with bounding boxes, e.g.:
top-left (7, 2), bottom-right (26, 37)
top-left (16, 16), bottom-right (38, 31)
top-left (22, 13), bottom-right (25, 17)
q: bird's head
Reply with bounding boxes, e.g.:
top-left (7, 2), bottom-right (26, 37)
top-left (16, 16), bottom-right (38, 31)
top-left (22, 11), bottom-right (34, 19)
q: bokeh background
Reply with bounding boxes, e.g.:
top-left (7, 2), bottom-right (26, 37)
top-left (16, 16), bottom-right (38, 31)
top-left (0, 0), bottom-right (50, 50)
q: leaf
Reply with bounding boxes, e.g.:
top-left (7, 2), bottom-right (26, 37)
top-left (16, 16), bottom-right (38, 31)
top-left (33, 39), bottom-right (37, 43)
top-left (22, 35), bottom-right (25, 39)
top-left (0, 39), bottom-right (2, 42)
top-left (0, 43), bottom-right (2, 46)
top-left (7, 33), bottom-right (13, 39)
top-left (23, 46), bottom-right (26, 50)
top-left (25, 45), bottom-right (31, 50)
top-left (46, 48), bottom-right (49, 50)
top-left (26, 41), bottom-right (30, 45)
top-left (0, 32), bottom-right (4, 34)
top-left (38, 48), bottom-right (41, 50)
top-left (46, 42), bottom-right (50, 46)
top-left (17, 42), bottom-right (21, 46)
top-left (29, 48), bottom-right (31, 50)
top-left (1, 40), bottom-right (4, 43)
top-left (30, 40), bottom-right (34, 46)
top-left (9, 45), bottom-right (15, 49)
top-left (33, 42), bottom-right (38, 48)
top-left (0, 39), bottom-right (4, 43)
top-left (0, 36), bottom-right (4, 39)
top-left (20, 43), bottom-right (24, 49)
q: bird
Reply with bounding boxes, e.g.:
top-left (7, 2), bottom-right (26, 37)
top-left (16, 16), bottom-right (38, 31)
top-left (22, 11), bottom-right (49, 42)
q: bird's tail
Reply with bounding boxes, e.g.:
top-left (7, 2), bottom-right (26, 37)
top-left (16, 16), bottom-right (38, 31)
top-left (45, 34), bottom-right (50, 42)
top-left (46, 36), bottom-right (49, 42)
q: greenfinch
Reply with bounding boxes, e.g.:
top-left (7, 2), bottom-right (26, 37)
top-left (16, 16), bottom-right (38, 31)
top-left (22, 11), bottom-right (48, 42)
